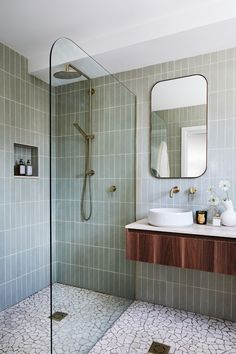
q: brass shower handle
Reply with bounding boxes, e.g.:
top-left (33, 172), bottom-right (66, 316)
top-left (109, 185), bottom-right (117, 192)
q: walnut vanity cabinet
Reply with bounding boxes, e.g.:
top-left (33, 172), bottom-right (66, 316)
top-left (126, 229), bottom-right (236, 275)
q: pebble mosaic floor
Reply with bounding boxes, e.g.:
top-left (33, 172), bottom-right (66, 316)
top-left (0, 283), bottom-right (131, 354)
top-left (0, 284), bottom-right (236, 354)
top-left (89, 301), bottom-right (236, 354)
top-left (51, 284), bottom-right (131, 354)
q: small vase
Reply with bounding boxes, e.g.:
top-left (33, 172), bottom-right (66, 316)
top-left (220, 200), bottom-right (236, 226)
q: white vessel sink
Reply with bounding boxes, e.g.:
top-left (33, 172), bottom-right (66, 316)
top-left (148, 208), bottom-right (193, 227)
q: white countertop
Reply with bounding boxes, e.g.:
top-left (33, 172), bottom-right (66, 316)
top-left (125, 219), bottom-right (236, 239)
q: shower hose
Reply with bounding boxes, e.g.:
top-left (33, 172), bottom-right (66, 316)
top-left (80, 138), bottom-right (92, 221)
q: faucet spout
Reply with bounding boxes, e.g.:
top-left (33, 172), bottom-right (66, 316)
top-left (169, 186), bottom-right (180, 198)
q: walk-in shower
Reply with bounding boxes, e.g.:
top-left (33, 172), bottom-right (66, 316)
top-left (0, 37), bottom-right (136, 354)
top-left (49, 37), bottom-right (136, 353)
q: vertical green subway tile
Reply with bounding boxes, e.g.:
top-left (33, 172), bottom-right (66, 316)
top-left (159, 281), bottom-right (167, 305)
top-left (200, 288), bottom-right (209, 315)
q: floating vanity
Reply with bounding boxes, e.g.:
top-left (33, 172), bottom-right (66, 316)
top-left (126, 219), bottom-right (236, 275)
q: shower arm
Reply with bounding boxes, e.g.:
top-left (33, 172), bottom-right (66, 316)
top-left (68, 63), bottom-right (90, 81)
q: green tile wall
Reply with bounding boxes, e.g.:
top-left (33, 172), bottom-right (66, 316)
top-left (0, 42), bottom-right (51, 310)
top-left (53, 75), bottom-right (136, 299)
top-left (115, 47), bottom-right (236, 321)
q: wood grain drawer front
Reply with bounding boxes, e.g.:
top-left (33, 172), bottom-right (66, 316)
top-left (154, 235), bottom-right (182, 267)
top-left (126, 229), bottom-right (236, 275)
top-left (183, 238), bottom-right (214, 272)
top-left (214, 241), bottom-right (236, 275)
top-left (126, 231), bottom-right (182, 266)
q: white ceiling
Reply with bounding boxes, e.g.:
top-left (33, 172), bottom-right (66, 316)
top-left (1, 0), bottom-right (236, 82)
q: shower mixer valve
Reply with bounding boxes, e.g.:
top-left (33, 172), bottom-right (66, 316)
top-left (109, 185), bottom-right (117, 192)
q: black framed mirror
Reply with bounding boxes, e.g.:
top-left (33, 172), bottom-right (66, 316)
top-left (150, 74), bottom-right (208, 178)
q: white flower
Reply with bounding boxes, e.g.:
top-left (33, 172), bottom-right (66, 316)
top-left (207, 180), bottom-right (231, 204)
top-left (219, 180), bottom-right (230, 191)
top-left (207, 185), bottom-right (214, 193)
top-left (208, 195), bottom-right (220, 206)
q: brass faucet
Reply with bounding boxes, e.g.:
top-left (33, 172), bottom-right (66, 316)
top-left (169, 186), bottom-right (180, 198)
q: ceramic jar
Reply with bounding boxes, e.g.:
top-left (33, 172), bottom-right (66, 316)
top-left (221, 200), bottom-right (236, 226)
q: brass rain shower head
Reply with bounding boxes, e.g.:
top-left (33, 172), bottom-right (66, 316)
top-left (53, 64), bottom-right (82, 80)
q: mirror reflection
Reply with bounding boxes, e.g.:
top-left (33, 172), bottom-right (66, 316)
top-left (150, 75), bottom-right (207, 178)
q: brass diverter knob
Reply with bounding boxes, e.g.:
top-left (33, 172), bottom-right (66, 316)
top-left (188, 186), bottom-right (197, 195)
top-left (109, 185), bottom-right (117, 192)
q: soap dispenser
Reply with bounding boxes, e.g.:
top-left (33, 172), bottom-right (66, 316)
top-left (26, 160), bottom-right (32, 176)
top-left (19, 159), bottom-right (25, 175)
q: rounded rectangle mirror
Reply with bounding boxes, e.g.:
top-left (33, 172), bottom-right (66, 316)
top-left (150, 74), bottom-right (208, 178)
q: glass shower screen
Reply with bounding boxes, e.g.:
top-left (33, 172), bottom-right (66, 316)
top-left (49, 37), bottom-right (136, 353)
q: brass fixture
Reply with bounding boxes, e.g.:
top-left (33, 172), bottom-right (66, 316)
top-left (188, 186), bottom-right (197, 201)
top-left (169, 186), bottom-right (180, 198)
top-left (108, 185), bottom-right (117, 192)
top-left (53, 63), bottom-right (91, 81)
top-left (89, 88), bottom-right (95, 95)
top-left (62, 64), bottom-right (93, 222)
top-left (53, 64), bottom-right (82, 79)
top-left (86, 170), bottom-right (95, 176)
top-left (188, 186), bottom-right (197, 195)
top-left (73, 122), bottom-right (94, 141)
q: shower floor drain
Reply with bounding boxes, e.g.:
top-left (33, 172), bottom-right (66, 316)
top-left (148, 341), bottom-right (170, 354)
top-left (49, 311), bottom-right (68, 322)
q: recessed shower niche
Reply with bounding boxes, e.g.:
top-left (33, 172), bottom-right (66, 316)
top-left (14, 143), bottom-right (39, 177)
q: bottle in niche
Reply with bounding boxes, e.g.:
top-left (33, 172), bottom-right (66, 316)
top-left (19, 159), bottom-right (25, 175)
top-left (26, 160), bottom-right (33, 176)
